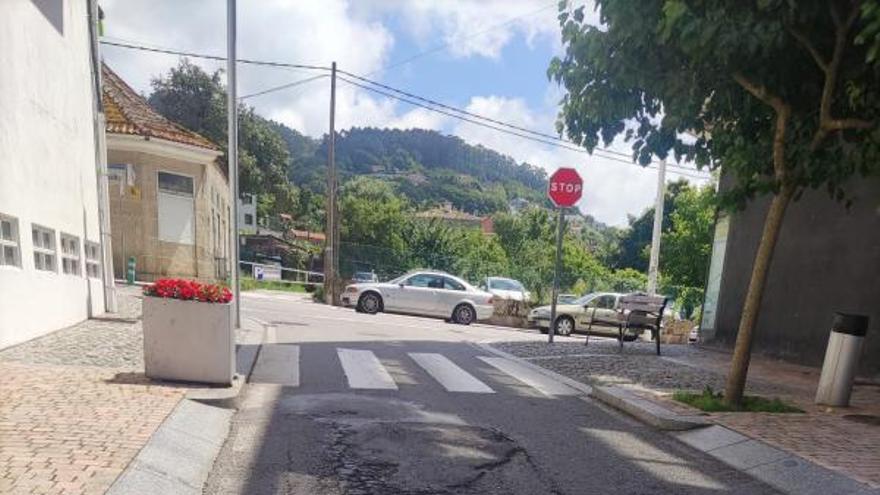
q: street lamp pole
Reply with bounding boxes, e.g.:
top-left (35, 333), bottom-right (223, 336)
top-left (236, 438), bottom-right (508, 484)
top-left (227, 0), bottom-right (240, 327)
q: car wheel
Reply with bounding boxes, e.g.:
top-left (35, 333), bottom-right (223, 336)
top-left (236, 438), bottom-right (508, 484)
top-left (554, 316), bottom-right (574, 336)
top-left (453, 304), bottom-right (476, 325)
top-left (358, 292), bottom-right (382, 315)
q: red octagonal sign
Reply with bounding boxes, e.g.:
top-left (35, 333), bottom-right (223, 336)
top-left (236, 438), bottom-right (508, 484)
top-left (547, 167), bottom-right (583, 207)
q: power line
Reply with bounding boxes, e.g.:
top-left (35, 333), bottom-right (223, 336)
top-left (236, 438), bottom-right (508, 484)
top-left (99, 39), bottom-right (331, 72)
top-left (100, 38), bottom-right (710, 179)
top-left (338, 69), bottom-right (708, 175)
top-left (336, 76), bottom-right (710, 180)
top-left (240, 74), bottom-right (327, 100)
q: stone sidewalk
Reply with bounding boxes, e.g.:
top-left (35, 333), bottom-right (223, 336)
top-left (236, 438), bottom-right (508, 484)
top-left (492, 338), bottom-right (880, 489)
top-left (0, 286), bottom-right (188, 495)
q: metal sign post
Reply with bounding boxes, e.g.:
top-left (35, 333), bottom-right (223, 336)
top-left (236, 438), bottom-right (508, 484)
top-left (548, 207), bottom-right (565, 344)
top-left (546, 167), bottom-right (584, 344)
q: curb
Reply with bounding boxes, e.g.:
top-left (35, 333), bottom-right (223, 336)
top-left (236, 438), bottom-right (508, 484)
top-left (675, 425), bottom-right (880, 495)
top-left (590, 385), bottom-right (709, 431)
top-left (184, 316), bottom-right (268, 410)
top-left (474, 342), bottom-right (594, 396)
top-left (476, 344), bottom-right (879, 494)
top-left (106, 399), bottom-right (234, 495)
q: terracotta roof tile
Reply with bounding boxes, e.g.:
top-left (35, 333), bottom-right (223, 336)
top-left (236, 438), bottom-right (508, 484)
top-left (102, 63), bottom-right (219, 151)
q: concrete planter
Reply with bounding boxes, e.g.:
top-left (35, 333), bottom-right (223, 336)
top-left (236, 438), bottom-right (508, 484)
top-left (143, 296), bottom-right (234, 385)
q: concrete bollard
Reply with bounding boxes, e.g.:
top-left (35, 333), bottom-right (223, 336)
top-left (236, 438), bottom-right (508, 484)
top-left (815, 313), bottom-right (869, 407)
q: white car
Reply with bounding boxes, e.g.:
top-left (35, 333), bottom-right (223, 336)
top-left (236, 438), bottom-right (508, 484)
top-left (341, 270), bottom-right (495, 325)
top-left (480, 277), bottom-right (531, 302)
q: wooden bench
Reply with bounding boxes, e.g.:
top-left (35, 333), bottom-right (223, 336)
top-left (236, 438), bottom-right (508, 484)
top-left (585, 293), bottom-right (668, 355)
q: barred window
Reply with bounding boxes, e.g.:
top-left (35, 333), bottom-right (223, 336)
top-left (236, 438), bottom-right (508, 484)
top-left (0, 214), bottom-right (20, 267)
top-left (32, 225), bottom-right (56, 272)
top-left (60, 233), bottom-right (81, 276)
top-left (85, 241), bottom-right (101, 278)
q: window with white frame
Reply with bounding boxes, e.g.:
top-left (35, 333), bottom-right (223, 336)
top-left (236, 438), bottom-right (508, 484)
top-left (85, 241), bottom-right (101, 278)
top-left (0, 214), bottom-right (21, 267)
top-left (32, 225), bottom-right (57, 272)
top-left (157, 171), bottom-right (195, 244)
top-left (60, 233), bottom-right (81, 275)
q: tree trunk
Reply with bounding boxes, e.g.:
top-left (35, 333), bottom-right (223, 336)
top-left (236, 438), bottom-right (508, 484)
top-left (723, 187), bottom-right (793, 406)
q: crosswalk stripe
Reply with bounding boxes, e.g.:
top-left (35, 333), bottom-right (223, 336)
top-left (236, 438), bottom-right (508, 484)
top-left (250, 344), bottom-right (299, 386)
top-left (409, 353), bottom-right (494, 393)
top-left (477, 356), bottom-right (579, 397)
top-left (337, 348), bottom-right (398, 390)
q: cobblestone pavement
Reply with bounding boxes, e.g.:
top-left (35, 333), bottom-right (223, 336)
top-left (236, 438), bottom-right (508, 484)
top-left (491, 339), bottom-right (788, 394)
top-left (0, 285), bottom-right (188, 494)
top-left (491, 338), bottom-right (880, 488)
top-left (0, 286), bottom-right (144, 369)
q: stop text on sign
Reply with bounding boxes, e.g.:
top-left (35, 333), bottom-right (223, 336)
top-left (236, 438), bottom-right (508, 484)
top-left (549, 183), bottom-right (582, 193)
top-left (547, 167), bottom-right (583, 208)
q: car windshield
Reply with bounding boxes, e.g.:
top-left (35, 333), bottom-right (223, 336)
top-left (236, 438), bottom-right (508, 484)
top-left (571, 293), bottom-right (600, 305)
top-left (488, 278), bottom-right (524, 291)
top-left (354, 272), bottom-right (374, 280)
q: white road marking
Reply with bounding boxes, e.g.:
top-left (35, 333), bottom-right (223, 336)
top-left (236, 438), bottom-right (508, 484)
top-left (337, 349), bottom-right (398, 390)
top-left (409, 353), bottom-right (494, 393)
top-left (250, 344), bottom-right (299, 386)
top-left (477, 356), bottom-right (579, 396)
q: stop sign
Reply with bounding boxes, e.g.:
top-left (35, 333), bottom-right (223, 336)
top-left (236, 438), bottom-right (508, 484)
top-left (547, 167), bottom-right (583, 207)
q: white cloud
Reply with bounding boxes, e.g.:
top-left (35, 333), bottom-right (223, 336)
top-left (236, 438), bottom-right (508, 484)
top-left (97, 0), bottom-right (704, 226)
top-left (451, 95), bottom-right (710, 226)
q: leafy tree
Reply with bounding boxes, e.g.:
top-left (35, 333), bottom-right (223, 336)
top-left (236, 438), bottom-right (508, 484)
top-left (339, 178), bottom-right (411, 277)
top-left (549, 0), bottom-right (879, 404)
top-left (148, 60), bottom-right (299, 228)
top-left (613, 179), bottom-right (689, 271)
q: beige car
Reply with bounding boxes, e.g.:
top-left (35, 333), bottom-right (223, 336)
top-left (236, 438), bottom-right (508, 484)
top-left (527, 292), bottom-right (641, 340)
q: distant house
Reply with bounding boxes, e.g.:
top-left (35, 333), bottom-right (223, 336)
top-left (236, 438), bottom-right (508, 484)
top-left (239, 193), bottom-right (257, 234)
top-left (700, 174), bottom-right (880, 377)
top-left (508, 198), bottom-right (530, 213)
top-left (416, 202), bottom-right (485, 230)
top-left (290, 229), bottom-right (326, 245)
top-left (102, 63), bottom-right (230, 282)
top-left (1, 1), bottom-right (109, 348)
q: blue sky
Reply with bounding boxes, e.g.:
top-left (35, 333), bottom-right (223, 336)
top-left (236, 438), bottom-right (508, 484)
top-left (100, 0), bottom-right (711, 226)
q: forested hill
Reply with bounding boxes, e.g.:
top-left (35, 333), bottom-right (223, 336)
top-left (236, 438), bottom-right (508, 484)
top-left (274, 126), bottom-right (548, 214)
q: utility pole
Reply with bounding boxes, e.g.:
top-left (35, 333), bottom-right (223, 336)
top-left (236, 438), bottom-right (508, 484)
top-left (87, 0), bottom-right (117, 314)
top-left (227, 0), bottom-right (241, 327)
top-left (647, 158), bottom-right (666, 295)
top-left (324, 62), bottom-right (339, 305)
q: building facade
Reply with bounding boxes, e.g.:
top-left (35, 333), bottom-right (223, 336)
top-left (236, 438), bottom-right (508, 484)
top-left (700, 175), bottom-right (880, 378)
top-left (0, 0), bottom-right (106, 347)
top-left (102, 64), bottom-right (229, 282)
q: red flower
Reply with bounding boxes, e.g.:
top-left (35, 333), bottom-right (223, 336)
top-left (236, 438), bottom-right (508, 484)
top-left (143, 278), bottom-right (233, 303)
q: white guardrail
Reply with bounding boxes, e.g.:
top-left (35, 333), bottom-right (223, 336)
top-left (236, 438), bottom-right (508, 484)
top-left (239, 261), bottom-right (324, 286)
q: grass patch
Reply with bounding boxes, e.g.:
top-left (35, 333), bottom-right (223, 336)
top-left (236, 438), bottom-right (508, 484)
top-left (240, 277), bottom-right (307, 293)
top-left (672, 386), bottom-right (804, 413)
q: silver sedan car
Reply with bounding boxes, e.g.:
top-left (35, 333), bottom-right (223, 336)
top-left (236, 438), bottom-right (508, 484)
top-left (341, 270), bottom-right (495, 325)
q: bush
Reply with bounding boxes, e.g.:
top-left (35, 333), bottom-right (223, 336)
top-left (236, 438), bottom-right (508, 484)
top-left (312, 285), bottom-right (325, 303)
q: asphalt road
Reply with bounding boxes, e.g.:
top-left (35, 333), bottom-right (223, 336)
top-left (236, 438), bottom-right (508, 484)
top-left (204, 291), bottom-right (779, 495)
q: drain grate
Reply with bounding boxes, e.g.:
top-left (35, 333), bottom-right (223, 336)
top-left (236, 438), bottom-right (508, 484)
top-left (843, 414), bottom-right (880, 426)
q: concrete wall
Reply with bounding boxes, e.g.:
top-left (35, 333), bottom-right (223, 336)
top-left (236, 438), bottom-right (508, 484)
top-left (239, 194), bottom-right (257, 234)
top-left (0, 0), bottom-right (105, 348)
top-left (706, 175), bottom-right (880, 378)
top-left (107, 137), bottom-right (228, 282)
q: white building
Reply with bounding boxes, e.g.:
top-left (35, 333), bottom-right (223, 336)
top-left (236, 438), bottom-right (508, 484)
top-left (239, 193), bottom-right (257, 234)
top-left (0, 1), bottom-right (107, 348)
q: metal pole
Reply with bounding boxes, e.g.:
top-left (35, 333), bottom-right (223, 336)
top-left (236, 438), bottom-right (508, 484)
top-left (87, 0), bottom-right (117, 313)
top-left (324, 62), bottom-right (338, 305)
top-left (647, 158), bottom-right (666, 295)
top-left (548, 207), bottom-right (565, 343)
top-left (227, 0), bottom-right (241, 327)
